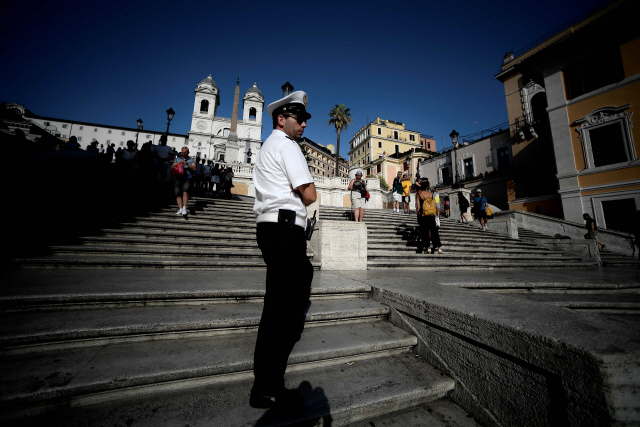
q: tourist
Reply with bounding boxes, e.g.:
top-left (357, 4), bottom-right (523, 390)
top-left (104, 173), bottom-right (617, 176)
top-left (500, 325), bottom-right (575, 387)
top-left (583, 213), bottom-right (605, 251)
top-left (471, 189), bottom-right (489, 230)
top-left (444, 195), bottom-right (450, 217)
top-left (456, 191), bottom-right (470, 225)
top-left (154, 135), bottom-right (173, 196)
top-left (193, 156), bottom-right (203, 192)
top-left (348, 170), bottom-right (367, 222)
top-left (123, 140), bottom-right (137, 162)
top-left (251, 90), bottom-right (316, 409)
top-left (412, 177), bottom-right (422, 194)
top-left (401, 174), bottom-right (412, 214)
top-left (99, 144), bottom-right (105, 154)
top-left (392, 171), bottom-right (403, 213)
top-left (203, 160), bottom-right (212, 195)
top-left (433, 186), bottom-right (441, 218)
top-left (211, 163), bottom-right (222, 196)
top-left (171, 146), bottom-right (196, 215)
top-left (67, 136), bottom-right (80, 150)
top-left (106, 143), bottom-right (115, 163)
top-left (87, 141), bottom-right (100, 153)
top-left (222, 167), bottom-right (234, 200)
top-left (416, 180), bottom-right (443, 254)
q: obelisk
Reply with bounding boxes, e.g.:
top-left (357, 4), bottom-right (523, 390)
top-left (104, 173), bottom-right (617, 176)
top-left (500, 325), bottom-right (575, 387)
top-left (225, 75), bottom-right (240, 161)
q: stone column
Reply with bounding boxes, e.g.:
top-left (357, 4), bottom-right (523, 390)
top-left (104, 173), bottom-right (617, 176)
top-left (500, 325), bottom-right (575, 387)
top-left (226, 76), bottom-right (240, 161)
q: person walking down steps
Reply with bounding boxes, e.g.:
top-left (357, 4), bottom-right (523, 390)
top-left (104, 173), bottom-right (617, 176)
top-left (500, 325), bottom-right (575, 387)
top-left (416, 180), bottom-right (443, 254)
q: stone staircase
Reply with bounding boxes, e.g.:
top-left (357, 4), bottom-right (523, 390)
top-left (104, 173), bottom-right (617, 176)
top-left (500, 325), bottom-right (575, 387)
top-left (518, 226), bottom-right (640, 268)
top-left (0, 269), bottom-right (478, 426)
top-left (320, 207), bottom-right (597, 269)
top-left (12, 197), bottom-right (319, 271)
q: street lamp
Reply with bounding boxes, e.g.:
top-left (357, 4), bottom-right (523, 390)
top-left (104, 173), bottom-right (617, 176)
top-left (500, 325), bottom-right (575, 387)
top-left (281, 82), bottom-right (294, 97)
top-left (135, 118), bottom-right (143, 146)
top-left (246, 147), bottom-right (253, 163)
top-left (450, 129), bottom-right (460, 188)
top-left (165, 108), bottom-right (175, 135)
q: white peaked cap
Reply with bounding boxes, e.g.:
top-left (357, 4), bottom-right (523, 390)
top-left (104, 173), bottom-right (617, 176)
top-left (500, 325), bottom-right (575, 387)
top-left (266, 91), bottom-right (309, 117)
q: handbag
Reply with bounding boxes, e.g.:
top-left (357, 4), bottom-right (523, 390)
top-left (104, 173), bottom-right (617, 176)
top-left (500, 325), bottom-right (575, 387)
top-left (365, 191), bottom-right (370, 201)
top-left (485, 205), bottom-right (493, 216)
top-left (172, 163), bottom-right (184, 175)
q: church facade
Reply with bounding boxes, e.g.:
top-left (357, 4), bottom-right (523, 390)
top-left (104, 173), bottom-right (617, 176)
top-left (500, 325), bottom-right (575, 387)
top-left (186, 74), bottom-right (264, 164)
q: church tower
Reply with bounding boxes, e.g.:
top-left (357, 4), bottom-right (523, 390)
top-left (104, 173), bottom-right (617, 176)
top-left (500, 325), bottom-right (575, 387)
top-left (243, 82), bottom-right (264, 124)
top-left (190, 74), bottom-right (219, 135)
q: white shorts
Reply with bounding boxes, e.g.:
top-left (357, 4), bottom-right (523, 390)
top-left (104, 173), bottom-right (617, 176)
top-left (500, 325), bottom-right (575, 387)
top-left (351, 193), bottom-right (366, 209)
top-left (393, 193), bottom-right (402, 203)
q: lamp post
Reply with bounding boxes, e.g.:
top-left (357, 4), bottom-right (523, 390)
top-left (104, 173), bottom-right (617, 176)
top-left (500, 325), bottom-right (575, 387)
top-left (450, 129), bottom-right (460, 188)
top-left (165, 108), bottom-right (175, 136)
top-left (246, 147), bottom-right (253, 164)
top-left (281, 82), bottom-right (294, 97)
top-left (135, 118), bottom-right (143, 146)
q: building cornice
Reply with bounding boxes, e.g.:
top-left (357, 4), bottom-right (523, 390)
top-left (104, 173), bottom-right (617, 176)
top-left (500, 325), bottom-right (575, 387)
top-left (30, 115), bottom-right (187, 137)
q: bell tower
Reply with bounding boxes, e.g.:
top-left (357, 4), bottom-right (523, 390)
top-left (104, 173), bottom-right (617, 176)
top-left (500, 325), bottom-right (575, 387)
top-left (242, 82), bottom-right (264, 125)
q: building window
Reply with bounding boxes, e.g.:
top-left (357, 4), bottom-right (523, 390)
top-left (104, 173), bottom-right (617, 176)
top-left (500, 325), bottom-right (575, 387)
top-left (62, 134), bottom-right (67, 138)
top-left (146, 135), bottom-right (151, 139)
top-left (378, 141), bottom-right (382, 148)
top-left (79, 126), bottom-right (84, 130)
top-left (395, 145), bottom-right (399, 154)
top-left (78, 137), bottom-right (82, 141)
top-left (62, 124), bottom-right (68, 129)
top-left (367, 142), bottom-right (370, 148)
top-left (464, 158), bottom-right (474, 177)
top-left (377, 128), bottom-right (381, 135)
top-left (428, 142), bottom-right (431, 150)
top-left (576, 105), bottom-right (635, 169)
top-left (249, 107), bottom-right (257, 121)
top-left (172, 138), bottom-right (176, 142)
top-left (122, 131), bottom-right (125, 135)
top-left (94, 128), bottom-right (98, 132)
top-left (200, 99), bottom-right (209, 113)
top-left (43, 121), bottom-right (50, 126)
top-left (497, 146), bottom-right (511, 170)
top-left (108, 130), bottom-right (112, 134)
top-left (120, 141), bottom-right (124, 146)
top-left (377, 164), bottom-right (381, 173)
top-left (107, 139), bottom-right (110, 143)
top-left (394, 131), bottom-right (398, 139)
top-left (410, 134), bottom-right (415, 141)
top-left (564, 47), bottom-right (624, 100)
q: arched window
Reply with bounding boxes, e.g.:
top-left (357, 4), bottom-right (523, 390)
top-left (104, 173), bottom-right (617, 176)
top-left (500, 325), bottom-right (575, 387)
top-left (249, 107), bottom-right (257, 121)
top-left (200, 100), bottom-right (209, 113)
top-left (223, 128), bottom-right (230, 137)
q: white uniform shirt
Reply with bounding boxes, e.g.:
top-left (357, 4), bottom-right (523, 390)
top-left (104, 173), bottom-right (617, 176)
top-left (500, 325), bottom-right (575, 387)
top-left (253, 129), bottom-right (314, 229)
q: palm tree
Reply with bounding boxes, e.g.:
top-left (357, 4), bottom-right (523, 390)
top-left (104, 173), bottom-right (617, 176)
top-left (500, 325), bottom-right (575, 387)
top-left (327, 104), bottom-right (353, 177)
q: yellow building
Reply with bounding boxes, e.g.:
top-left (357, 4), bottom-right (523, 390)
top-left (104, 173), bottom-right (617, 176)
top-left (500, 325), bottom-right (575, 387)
top-left (348, 117), bottom-right (422, 179)
top-left (495, 0), bottom-right (640, 232)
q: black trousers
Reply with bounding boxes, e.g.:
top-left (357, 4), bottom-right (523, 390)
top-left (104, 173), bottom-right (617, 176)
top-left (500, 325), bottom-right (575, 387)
top-left (418, 215), bottom-right (441, 249)
top-left (253, 222), bottom-right (313, 393)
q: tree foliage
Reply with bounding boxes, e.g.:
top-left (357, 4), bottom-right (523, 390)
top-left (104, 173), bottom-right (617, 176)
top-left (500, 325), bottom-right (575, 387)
top-left (327, 103), bottom-right (353, 177)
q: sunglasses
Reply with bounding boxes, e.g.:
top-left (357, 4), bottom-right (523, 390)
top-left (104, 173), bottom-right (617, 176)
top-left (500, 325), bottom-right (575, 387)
top-left (282, 113), bottom-right (309, 124)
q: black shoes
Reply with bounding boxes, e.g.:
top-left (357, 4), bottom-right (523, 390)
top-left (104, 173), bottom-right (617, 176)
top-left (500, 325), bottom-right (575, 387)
top-left (249, 387), bottom-right (303, 409)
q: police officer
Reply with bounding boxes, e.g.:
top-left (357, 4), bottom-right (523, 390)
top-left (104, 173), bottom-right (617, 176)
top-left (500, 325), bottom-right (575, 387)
top-left (250, 90), bottom-right (316, 408)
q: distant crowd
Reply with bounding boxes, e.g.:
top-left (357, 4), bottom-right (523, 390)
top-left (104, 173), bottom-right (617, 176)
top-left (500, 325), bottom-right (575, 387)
top-left (348, 170), bottom-right (494, 256)
top-left (59, 135), bottom-right (237, 215)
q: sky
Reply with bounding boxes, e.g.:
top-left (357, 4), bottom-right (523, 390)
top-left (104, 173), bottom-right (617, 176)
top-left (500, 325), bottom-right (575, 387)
top-left (1, 0), bottom-right (610, 157)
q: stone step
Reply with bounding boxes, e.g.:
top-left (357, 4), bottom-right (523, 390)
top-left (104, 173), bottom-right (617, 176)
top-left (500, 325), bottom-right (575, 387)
top-left (114, 220), bottom-right (255, 235)
top-left (0, 297), bottom-right (385, 351)
top-left (11, 255), bottom-right (321, 271)
top-left (368, 235), bottom-right (536, 246)
top-left (367, 260), bottom-right (596, 269)
top-left (99, 228), bottom-right (257, 241)
top-left (367, 243), bottom-right (562, 254)
top-left (78, 235), bottom-right (260, 249)
top-left (601, 258), bottom-right (640, 266)
top-left (47, 245), bottom-right (272, 259)
top-left (367, 251), bottom-right (575, 261)
top-left (346, 400), bottom-right (481, 427)
top-left (0, 321), bottom-right (417, 416)
top-left (12, 352), bottom-right (454, 426)
top-left (0, 270), bottom-right (371, 312)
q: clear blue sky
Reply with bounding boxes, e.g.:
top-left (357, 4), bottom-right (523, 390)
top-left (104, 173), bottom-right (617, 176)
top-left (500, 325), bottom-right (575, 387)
top-left (1, 0), bottom-right (608, 157)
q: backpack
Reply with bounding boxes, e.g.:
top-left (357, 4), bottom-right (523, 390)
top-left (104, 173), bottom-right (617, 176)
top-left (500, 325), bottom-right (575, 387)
top-left (420, 193), bottom-right (436, 217)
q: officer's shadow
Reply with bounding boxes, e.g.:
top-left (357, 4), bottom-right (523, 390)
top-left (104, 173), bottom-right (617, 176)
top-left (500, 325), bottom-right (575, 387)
top-left (254, 380), bottom-right (332, 426)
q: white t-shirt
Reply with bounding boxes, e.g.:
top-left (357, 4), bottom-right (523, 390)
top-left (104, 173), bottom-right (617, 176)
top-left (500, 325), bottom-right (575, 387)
top-left (253, 130), bottom-right (314, 228)
top-left (155, 145), bottom-right (173, 162)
